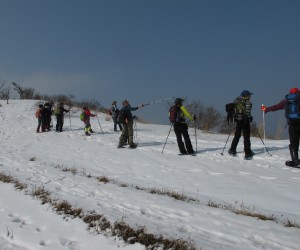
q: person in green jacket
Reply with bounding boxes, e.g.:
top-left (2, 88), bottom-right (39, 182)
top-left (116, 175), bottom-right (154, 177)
top-left (172, 98), bottom-right (195, 155)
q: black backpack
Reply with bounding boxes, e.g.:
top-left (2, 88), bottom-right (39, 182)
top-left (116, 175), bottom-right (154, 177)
top-left (169, 105), bottom-right (181, 123)
top-left (225, 103), bottom-right (236, 125)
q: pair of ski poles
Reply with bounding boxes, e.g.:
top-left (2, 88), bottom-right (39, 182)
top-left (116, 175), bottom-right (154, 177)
top-left (162, 119), bottom-right (198, 154)
top-left (220, 108), bottom-right (271, 156)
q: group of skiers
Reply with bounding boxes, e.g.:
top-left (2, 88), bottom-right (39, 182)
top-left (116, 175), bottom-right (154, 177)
top-left (227, 87), bottom-right (300, 167)
top-left (35, 102), bottom-right (69, 133)
top-left (35, 87), bottom-right (300, 168)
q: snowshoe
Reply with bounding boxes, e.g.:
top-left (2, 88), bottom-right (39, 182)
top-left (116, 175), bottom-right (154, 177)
top-left (245, 151), bottom-right (254, 160)
top-left (129, 143), bottom-right (137, 149)
top-left (285, 160), bottom-right (300, 167)
top-left (228, 148), bottom-right (237, 156)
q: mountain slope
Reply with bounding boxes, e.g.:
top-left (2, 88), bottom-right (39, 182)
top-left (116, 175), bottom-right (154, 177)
top-left (0, 100), bottom-right (299, 250)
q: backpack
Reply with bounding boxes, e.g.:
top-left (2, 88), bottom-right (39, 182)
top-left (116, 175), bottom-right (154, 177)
top-left (53, 107), bottom-right (61, 115)
top-left (285, 93), bottom-right (300, 119)
top-left (80, 112), bottom-right (86, 121)
top-left (169, 105), bottom-right (181, 123)
top-left (225, 103), bottom-right (235, 125)
top-left (118, 109), bottom-right (128, 124)
top-left (35, 108), bottom-right (42, 118)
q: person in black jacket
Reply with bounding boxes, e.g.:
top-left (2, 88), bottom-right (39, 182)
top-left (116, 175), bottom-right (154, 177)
top-left (228, 90), bottom-right (254, 159)
top-left (118, 100), bottom-right (144, 149)
top-left (111, 100), bottom-right (122, 131)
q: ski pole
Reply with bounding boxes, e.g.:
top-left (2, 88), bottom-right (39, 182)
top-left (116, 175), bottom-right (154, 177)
top-left (194, 116), bottom-right (197, 153)
top-left (133, 118), bottom-right (138, 145)
top-left (69, 109), bottom-right (72, 131)
top-left (96, 114), bottom-right (104, 134)
top-left (143, 97), bottom-right (175, 107)
top-left (220, 130), bottom-right (232, 155)
top-left (162, 124), bottom-right (173, 154)
top-left (255, 128), bottom-right (272, 156)
top-left (262, 104), bottom-right (266, 151)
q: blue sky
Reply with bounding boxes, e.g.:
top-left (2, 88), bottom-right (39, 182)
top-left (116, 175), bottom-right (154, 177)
top-left (0, 0), bottom-right (299, 135)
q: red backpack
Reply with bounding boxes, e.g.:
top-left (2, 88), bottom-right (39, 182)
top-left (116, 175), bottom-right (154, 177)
top-left (169, 105), bottom-right (180, 123)
top-left (35, 108), bottom-right (42, 118)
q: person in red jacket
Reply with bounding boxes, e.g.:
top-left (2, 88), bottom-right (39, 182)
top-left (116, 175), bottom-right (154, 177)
top-left (261, 87), bottom-right (300, 167)
top-left (82, 107), bottom-right (96, 136)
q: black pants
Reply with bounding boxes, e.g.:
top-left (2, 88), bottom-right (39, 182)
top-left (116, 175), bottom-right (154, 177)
top-left (113, 116), bottom-right (122, 131)
top-left (289, 119), bottom-right (300, 152)
top-left (174, 123), bottom-right (194, 154)
top-left (230, 119), bottom-right (251, 154)
top-left (56, 115), bottom-right (64, 132)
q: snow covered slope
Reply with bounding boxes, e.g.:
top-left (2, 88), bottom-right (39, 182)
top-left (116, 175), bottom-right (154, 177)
top-left (0, 100), bottom-right (299, 250)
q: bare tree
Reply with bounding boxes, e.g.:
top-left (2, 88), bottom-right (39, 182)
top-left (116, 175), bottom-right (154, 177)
top-left (12, 82), bottom-right (24, 99)
top-left (0, 79), bottom-right (6, 91)
top-left (186, 100), bottom-right (222, 132)
top-left (1, 86), bottom-right (11, 104)
top-left (23, 87), bottom-right (36, 99)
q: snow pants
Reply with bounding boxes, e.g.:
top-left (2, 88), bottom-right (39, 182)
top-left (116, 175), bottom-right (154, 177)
top-left (230, 119), bottom-right (251, 154)
top-left (174, 123), bottom-right (194, 154)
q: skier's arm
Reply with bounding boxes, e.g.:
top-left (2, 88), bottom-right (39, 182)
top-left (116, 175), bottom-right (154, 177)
top-left (265, 100), bottom-right (286, 113)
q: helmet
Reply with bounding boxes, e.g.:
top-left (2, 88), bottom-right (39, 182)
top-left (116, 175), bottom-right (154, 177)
top-left (112, 100), bottom-right (116, 105)
top-left (241, 90), bottom-right (253, 97)
top-left (174, 98), bottom-right (184, 105)
top-left (289, 88), bottom-right (300, 94)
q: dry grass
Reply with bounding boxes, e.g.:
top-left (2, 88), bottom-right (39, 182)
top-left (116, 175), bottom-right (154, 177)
top-left (208, 200), bottom-right (277, 222)
top-left (98, 176), bottom-right (110, 183)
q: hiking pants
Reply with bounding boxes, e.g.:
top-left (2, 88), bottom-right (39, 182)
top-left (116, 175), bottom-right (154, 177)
top-left (84, 118), bottom-right (92, 133)
top-left (174, 123), bottom-right (194, 154)
top-left (37, 117), bottom-right (45, 132)
top-left (119, 120), bottom-right (134, 146)
top-left (289, 119), bottom-right (300, 152)
top-left (230, 119), bottom-right (251, 154)
top-left (113, 116), bottom-right (122, 131)
top-left (56, 115), bottom-right (64, 132)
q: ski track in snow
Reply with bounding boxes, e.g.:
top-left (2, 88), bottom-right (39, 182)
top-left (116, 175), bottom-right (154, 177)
top-left (0, 100), bottom-right (300, 250)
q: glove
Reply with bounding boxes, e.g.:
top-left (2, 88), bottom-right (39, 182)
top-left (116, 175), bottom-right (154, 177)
top-left (193, 114), bottom-right (196, 121)
top-left (260, 104), bottom-right (267, 112)
top-left (248, 116), bottom-right (253, 123)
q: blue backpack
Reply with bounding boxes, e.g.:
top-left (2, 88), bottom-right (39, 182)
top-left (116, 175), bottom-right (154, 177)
top-left (285, 93), bottom-right (300, 119)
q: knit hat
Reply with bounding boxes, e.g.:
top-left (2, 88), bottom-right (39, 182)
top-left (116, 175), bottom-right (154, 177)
top-left (289, 88), bottom-right (300, 94)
